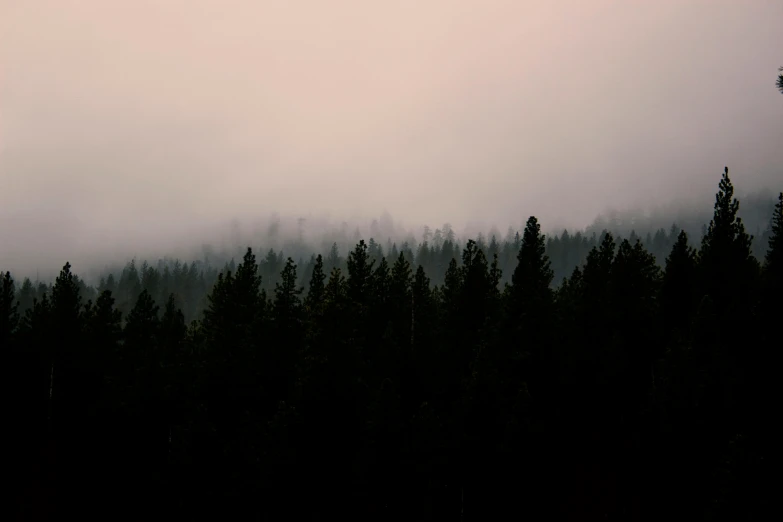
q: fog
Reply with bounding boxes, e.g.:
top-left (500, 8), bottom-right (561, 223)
top-left (1, 0), bottom-right (782, 278)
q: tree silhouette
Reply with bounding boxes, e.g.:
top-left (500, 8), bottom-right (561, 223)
top-left (504, 217), bottom-right (554, 413)
top-left (347, 239), bottom-right (375, 306)
top-left (125, 289), bottom-right (160, 349)
top-left (305, 254), bottom-right (326, 309)
top-left (661, 230), bottom-right (698, 338)
top-left (389, 252), bottom-right (413, 349)
top-left (509, 218), bottom-right (554, 332)
top-left (1, 271), bottom-right (19, 347)
top-left (159, 293), bottom-right (186, 356)
top-left (764, 192), bottom-right (783, 277)
top-left (699, 167), bottom-right (758, 318)
top-left (51, 262), bottom-right (82, 336)
top-left (274, 257), bottom-right (303, 325)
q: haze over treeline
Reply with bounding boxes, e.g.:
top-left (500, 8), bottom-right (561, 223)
top-left (1, 1), bottom-right (782, 273)
top-left (0, 174), bottom-right (778, 328)
top-left (9, 186), bottom-right (782, 282)
top-left (1, 189), bottom-right (779, 284)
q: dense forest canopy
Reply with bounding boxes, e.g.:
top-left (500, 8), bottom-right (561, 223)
top-left (3, 168), bottom-right (781, 519)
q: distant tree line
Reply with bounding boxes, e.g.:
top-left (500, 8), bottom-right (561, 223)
top-left (2, 168), bottom-right (781, 520)
top-left (8, 191), bottom-right (778, 325)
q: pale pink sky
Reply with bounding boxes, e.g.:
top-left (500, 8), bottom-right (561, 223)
top-left (1, 0), bottom-right (782, 275)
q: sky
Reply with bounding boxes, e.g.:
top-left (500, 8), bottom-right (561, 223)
top-left (1, 0), bottom-right (782, 277)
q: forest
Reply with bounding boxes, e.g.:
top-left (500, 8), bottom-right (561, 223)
top-left (3, 168), bottom-right (782, 520)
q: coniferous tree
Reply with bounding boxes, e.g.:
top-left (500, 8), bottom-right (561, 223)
top-left (698, 168), bottom-right (759, 397)
top-left (581, 232), bottom-right (616, 315)
top-left (118, 260), bottom-right (142, 315)
top-left (699, 167), bottom-right (757, 314)
top-left (141, 261), bottom-right (161, 301)
top-left (565, 234), bottom-right (614, 422)
top-left (764, 192), bottom-right (783, 281)
top-left (368, 237), bottom-right (383, 264)
top-left (318, 265), bottom-right (343, 320)
top-left (346, 240), bottom-right (375, 368)
top-left (86, 290), bottom-right (122, 340)
top-left (262, 248), bottom-right (282, 291)
top-left (662, 230), bottom-right (698, 338)
top-left (385, 252), bottom-right (414, 410)
top-left (266, 258), bottom-right (306, 488)
top-left (7, 275), bottom-right (47, 512)
top-left (203, 248), bottom-right (264, 353)
top-left (688, 169), bottom-right (763, 515)
top-left (411, 265), bottom-right (433, 353)
top-left (326, 242), bottom-right (340, 273)
top-left (410, 265), bottom-right (437, 409)
top-left (304, 253), bottom-right (325, 307)
top-left (309, 266), bottom-right (357, 511)
top-left (416, 240), bottom-right (432, 276)
top-left (505, 217), bottom-right (555, 410)
top-left (125, 289), bottom-right (160, 351)
top-left (157, 293), bottom-right (187, 418)
top-left (4, 274), bottom-right (39, 498)
top-left (157, 293), bottom-right (189, 444)
top-left (750, 190), bottom-right (783, 516)
top-left (17, 277), bottom-right (35, 314)
top-left (371, 256), bottom-right (391, 310)
top-left (202, 271), bottom-right (233, 347)
top-left (754, 192), bottom-right (782, 436)
top-left (389, 242), bottom-right (399, 265)
top-left (204, 247), bottom-right (268, 481)
top-left (390, 252), bottom-right (413, 318)
top-left (441, 258), bottom-right (462, 316)
top-left (82, 289), bottom-right (123, 465)
top-left (347, 240), bottom-right (375, 306)
top-left (488, 234), bottom-right (500, 261)
top-left (84, 290), bottom-right (123, 385)
top-left (455, 241), bottom-right (493, 385)
top-left (611, 239), bottom-right (661, 325)
top-left (1, 271), bottom-right (19, 347)
top-left (51, 262), bottom-right (82, 338)
top-left (509, 218), bottom-right (554, 334)
top-left (274, 258), bottom-right (304, 327)
top-left (609, 239), bottom-right (661, 411)
top-left (21, 291), bottom-right (51, 346)
top-left (273, 258), bottom-right (304, 389)
top-left (49, 262), bottom-right (84, 430)
top-left (302, 254), bottom-right (327, 370)
top-left (159, 293), bottom-right (186, 356)
top-left (119, 288), bottom-right (166, 496)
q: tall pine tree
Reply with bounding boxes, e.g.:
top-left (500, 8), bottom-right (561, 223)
top-left (662, 230), bottom-right (698, 339)
top-left (1, 271), bottom-right (19, 348)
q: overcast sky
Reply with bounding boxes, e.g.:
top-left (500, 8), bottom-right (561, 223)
top-left (1, 0), bottom-right (782, 276)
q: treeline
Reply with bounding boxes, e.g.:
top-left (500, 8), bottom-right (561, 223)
top-left (2, 169), bottom-right (781, 520)
top-left (10, 195), bottom-right (778, 325)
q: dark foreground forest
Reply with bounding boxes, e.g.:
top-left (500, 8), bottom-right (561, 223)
top-left (3, 169), bottom-right (782, 520)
